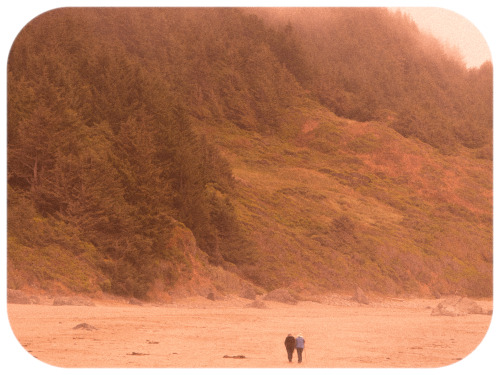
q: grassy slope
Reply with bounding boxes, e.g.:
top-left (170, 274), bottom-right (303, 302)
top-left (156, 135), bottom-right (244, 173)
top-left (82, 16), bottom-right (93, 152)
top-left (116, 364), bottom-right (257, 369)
top-left (6, 9), bottom-right (492, 300)
top-left (193, 101), bottom-right (492, 298)
top-left (8, 99), bottom-right (491, 299)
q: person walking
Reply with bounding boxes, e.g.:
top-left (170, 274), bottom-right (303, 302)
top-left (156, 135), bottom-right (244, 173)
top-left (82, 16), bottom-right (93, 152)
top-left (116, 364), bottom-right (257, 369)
top-left (284, 333), bottom-right (296, 363)
top-left (295, 334), bottom-right (305, 363)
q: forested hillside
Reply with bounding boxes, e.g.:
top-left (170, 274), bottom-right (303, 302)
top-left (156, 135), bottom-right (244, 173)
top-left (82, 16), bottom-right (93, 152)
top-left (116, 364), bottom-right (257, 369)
top-left (7, 8), bottom-right (492, 299)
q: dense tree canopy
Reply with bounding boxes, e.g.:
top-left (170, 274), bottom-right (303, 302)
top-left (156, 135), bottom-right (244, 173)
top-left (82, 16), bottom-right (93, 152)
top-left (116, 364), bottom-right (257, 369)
top-left (8, 8), bottom-right (492, 298)
top-left (257, 8), bottom-right (492, 153)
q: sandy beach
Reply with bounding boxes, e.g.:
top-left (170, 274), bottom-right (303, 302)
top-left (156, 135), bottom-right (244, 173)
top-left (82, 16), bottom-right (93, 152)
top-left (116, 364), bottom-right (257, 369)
top-left (6, 295), bottom-right (492, 368)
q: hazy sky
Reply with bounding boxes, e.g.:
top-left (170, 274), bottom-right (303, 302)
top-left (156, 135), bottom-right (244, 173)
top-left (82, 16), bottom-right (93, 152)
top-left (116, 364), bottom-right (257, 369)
top-left (396, 7), bottom-right (492, 68)
top-left (1, 3), bottom-right (494, 69)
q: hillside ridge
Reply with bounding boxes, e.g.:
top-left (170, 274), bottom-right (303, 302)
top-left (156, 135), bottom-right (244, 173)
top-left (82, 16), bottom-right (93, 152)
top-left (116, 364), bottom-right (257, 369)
top-left (7, 8), bottom-right (492, 300)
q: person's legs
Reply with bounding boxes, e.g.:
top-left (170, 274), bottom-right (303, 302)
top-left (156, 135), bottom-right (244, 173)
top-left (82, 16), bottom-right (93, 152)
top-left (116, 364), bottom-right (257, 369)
top-left (287, 348), bottom-right (293, 362)
top-left (297, 348), bottom-right (303, 363)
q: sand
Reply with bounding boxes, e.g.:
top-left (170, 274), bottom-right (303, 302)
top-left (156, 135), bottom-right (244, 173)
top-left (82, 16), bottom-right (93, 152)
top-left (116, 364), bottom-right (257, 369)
top-left (6, 295), bottom-right (492, 368)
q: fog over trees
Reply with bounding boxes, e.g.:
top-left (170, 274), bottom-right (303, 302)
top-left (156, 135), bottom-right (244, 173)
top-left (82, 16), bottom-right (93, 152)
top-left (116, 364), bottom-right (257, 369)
top-left (8, 8), bottom-right (492, 298)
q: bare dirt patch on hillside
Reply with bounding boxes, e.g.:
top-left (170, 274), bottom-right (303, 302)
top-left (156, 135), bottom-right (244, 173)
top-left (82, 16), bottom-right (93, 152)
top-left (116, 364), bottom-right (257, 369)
top-left (7, 295), bottom-right (492, 368)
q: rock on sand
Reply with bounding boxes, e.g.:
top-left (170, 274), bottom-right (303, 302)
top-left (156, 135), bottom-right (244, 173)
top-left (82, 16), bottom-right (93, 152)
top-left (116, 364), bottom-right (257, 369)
top-left (263, 288), bottom-right (297, 305)
top-left (431, 296), bottom-right (485, 316)
top-left (352, 286), bottom-right (369, 305)
top-left (7, 289), bottom-right (40, 305)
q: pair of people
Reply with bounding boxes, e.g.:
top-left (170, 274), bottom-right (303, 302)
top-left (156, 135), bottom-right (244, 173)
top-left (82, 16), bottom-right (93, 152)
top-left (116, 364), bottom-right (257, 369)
top-left (284, 333), bottom-right (305, 363)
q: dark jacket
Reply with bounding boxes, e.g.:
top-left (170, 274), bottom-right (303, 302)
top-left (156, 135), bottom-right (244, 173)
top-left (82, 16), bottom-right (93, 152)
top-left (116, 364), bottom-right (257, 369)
top-left (284, 335), bottom-right (296, 350)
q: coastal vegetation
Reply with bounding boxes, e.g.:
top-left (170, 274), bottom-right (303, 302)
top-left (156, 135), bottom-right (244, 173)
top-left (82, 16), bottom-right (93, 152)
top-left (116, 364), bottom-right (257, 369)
top-left (7, 8), bottom-right (492, 298)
